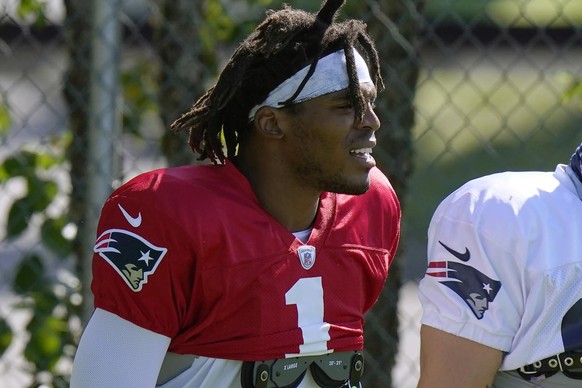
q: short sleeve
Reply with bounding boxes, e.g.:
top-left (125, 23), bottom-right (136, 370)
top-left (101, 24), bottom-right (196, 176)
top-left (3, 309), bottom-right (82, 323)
top-left (418, 182), bottom-right (525, 352)
top-left (91, 194), bottom-right (196, 337)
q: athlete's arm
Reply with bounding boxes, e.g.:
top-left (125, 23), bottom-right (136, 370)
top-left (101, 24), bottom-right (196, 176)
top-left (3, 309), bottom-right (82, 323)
top-left (417, 325), bottom-right (502, 388)
top-left (71, 308), bottom-right (171, 388)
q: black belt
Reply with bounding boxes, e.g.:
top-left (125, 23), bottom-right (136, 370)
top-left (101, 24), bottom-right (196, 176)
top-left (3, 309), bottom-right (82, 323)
top-left (517, 352), bottom-right (582, 381)
top-left (241, 351), bottom-right (363, 388)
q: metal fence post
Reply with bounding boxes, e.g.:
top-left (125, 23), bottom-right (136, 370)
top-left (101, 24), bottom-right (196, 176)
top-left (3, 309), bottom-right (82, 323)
top-left (83, 0), bottom-right (122, 323)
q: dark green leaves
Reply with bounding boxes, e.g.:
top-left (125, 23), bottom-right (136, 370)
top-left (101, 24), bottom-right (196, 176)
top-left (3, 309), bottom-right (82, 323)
top-left (0, 318), bottom-right (13, 357)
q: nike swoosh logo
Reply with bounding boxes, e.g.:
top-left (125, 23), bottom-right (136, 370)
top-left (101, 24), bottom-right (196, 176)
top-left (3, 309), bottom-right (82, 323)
top-left (438, 241), bottom-right (470, 262)
top-left (118, 204), bottom-right (142, 228)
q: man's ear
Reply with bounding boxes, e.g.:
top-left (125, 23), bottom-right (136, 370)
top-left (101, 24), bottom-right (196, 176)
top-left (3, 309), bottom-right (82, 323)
top-left (254, 107), bottom-right (284, 139)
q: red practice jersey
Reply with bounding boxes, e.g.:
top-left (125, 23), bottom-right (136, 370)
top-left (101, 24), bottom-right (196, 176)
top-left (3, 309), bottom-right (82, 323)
top-left (92, 161), bottom-right (400, 361)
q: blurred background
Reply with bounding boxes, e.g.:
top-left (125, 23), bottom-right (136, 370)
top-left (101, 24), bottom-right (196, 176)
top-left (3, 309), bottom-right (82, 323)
top-left (1, 0), bottom-right (581, 387)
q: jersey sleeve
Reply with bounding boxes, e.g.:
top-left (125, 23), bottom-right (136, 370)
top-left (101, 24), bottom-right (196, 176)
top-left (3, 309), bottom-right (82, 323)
top-left (418, 180), bottom-right (526, 352)
top-left (91, 191), bottom-right (196, 338)
top-left (70, 308), bottom-right (170, 388)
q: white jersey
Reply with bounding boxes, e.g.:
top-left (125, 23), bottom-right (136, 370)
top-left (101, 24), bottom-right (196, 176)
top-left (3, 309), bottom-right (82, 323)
top-left (419, 165), bottom-right (582, 376)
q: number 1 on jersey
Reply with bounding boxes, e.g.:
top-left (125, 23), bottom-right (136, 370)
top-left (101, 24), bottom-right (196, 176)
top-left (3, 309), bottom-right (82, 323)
top-left (285, 277), bottom-right (332, 356)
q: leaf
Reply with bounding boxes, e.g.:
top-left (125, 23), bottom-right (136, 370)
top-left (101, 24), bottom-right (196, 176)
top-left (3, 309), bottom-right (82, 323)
top-left (25, 329), bottom-right (61, 371)
top-left (12, 254), bottom-right (44, 294)
top-left (562, 80), bottom-right (582, 105)
top-left (30, 288), bottom-right (60, 315)
top-left (41, 217), bottom-right (72, 258)
top-left (6, 197), bottom-right (32, 238)
top-left (17, 0), bottom-right (48, 27)
top-left (121, 62), bottom-right (158, 137)
top-left (2, 150), bottom-right (37, 178)
top-left (0, 165), bottom-right (9, 184)
top-left (24, 315), bottom-right (67, 371)
top-left (4, 176), bottom-right (58, 240)
top-left (0, 318), bottom-right (13, 357)
top-left (27, 176), bottom-right (58, 212)
top-left (203, 0), bottom-right (238, 42)
top-left (0, 148), bottom-right (57, 184)
top-left (0, 104), bottom-right (11, 134)
top-left (36, 150), bottom-right (62, 169)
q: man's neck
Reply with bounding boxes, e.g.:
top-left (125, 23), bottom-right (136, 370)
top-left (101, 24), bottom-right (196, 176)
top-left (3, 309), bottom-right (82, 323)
top-left (233, 155), bottom-right (321, 232)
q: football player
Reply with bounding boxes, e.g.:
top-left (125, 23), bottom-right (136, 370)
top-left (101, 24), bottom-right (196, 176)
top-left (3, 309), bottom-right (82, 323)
top-left (70, 1), bottom-right (401, 387)
top-left (418, 141), bottom-right (582, 387)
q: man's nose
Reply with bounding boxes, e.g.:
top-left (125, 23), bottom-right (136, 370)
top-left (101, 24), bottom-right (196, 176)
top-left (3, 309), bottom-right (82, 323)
top-left (357, 103), bottom-right (380, 131)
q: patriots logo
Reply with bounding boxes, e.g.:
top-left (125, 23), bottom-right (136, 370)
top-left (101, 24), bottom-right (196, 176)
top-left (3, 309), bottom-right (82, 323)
top-left (426, 241), bottom-right (502, 319)
top-left (94, 229), bottom-right (167, 292)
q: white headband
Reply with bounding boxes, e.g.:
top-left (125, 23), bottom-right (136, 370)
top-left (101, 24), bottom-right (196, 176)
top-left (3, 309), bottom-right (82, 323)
top-left (248, 48), bottom-right (373, 120)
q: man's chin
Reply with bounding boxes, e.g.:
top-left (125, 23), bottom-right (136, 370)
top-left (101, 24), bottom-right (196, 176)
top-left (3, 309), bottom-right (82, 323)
top-left (349, 172), bottom-right (372, 194)
top-left (331, 179), bottom-right (370, 195)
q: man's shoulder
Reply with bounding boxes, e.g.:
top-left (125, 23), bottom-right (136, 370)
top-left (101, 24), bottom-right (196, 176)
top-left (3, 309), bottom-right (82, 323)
top-left (447, 170), bottom-right (558, 205)
top-left (125, 163), bottom-right (226, 186)
top-left (334, 167), bottom-right (400, 219)
top-left (433, 170), bottom-right (563, 228)
top-left (363, 167), bottom-right (397, 197)
top-left (368, 166), bottom-right (392, 185)
top-left (463, 170), bottom-right (554, 190)
top-left (101, 163), bottom-right (254, 222)
top-left (112, 163), bottom-right (237, 199)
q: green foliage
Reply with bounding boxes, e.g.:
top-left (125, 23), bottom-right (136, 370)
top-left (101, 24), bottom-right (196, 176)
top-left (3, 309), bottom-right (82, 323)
top-left (13, 265), bottom-right (80, 383)
top-left (3, 149), bottom-right (65, 244)
top-left (560, 74), bottom-right (582, 109)
top-left (199, 0), bottom-right (262, 49)
top-left (0, 318), bottom-right (13, 357)
top-left (13, 254), bottom-right (45, 294)
top-left (0, 105), bottom-right (78, 385)
top-left (203, 1), bottom-right (239, 43)
top-left (17, 0), bottom-right (49, 26)
top-left (423, 0), bottom-right (582, 27)
top-left (0, 104), bottom-right (11, 135)
top-left (200, 0), bottom-right (323, 48)
top-left (423, 0), bottom-right (492, 24)
top-left (0, 143), bottom-right (80, 384)
top-left (41, 216), bottom-right (73, 258)
top-left (121, 62), bottom-right (159, 137)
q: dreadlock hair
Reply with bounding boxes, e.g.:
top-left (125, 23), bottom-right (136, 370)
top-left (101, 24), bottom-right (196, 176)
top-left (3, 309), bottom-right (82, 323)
top-left (170, 0), bottom-right (384, 164)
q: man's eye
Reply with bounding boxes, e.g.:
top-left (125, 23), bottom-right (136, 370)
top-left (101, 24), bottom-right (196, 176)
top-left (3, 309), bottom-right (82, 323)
top-left (337, 103), bottom-right (354, 110)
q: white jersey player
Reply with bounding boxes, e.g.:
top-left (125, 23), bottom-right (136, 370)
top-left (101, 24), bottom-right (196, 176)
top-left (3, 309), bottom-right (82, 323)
top-left (418, 142), bottom-right (582, 387)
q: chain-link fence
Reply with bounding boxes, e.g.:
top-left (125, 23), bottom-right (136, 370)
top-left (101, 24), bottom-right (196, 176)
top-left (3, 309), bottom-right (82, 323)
top-left (1, 0), bottom-right (582, 387)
